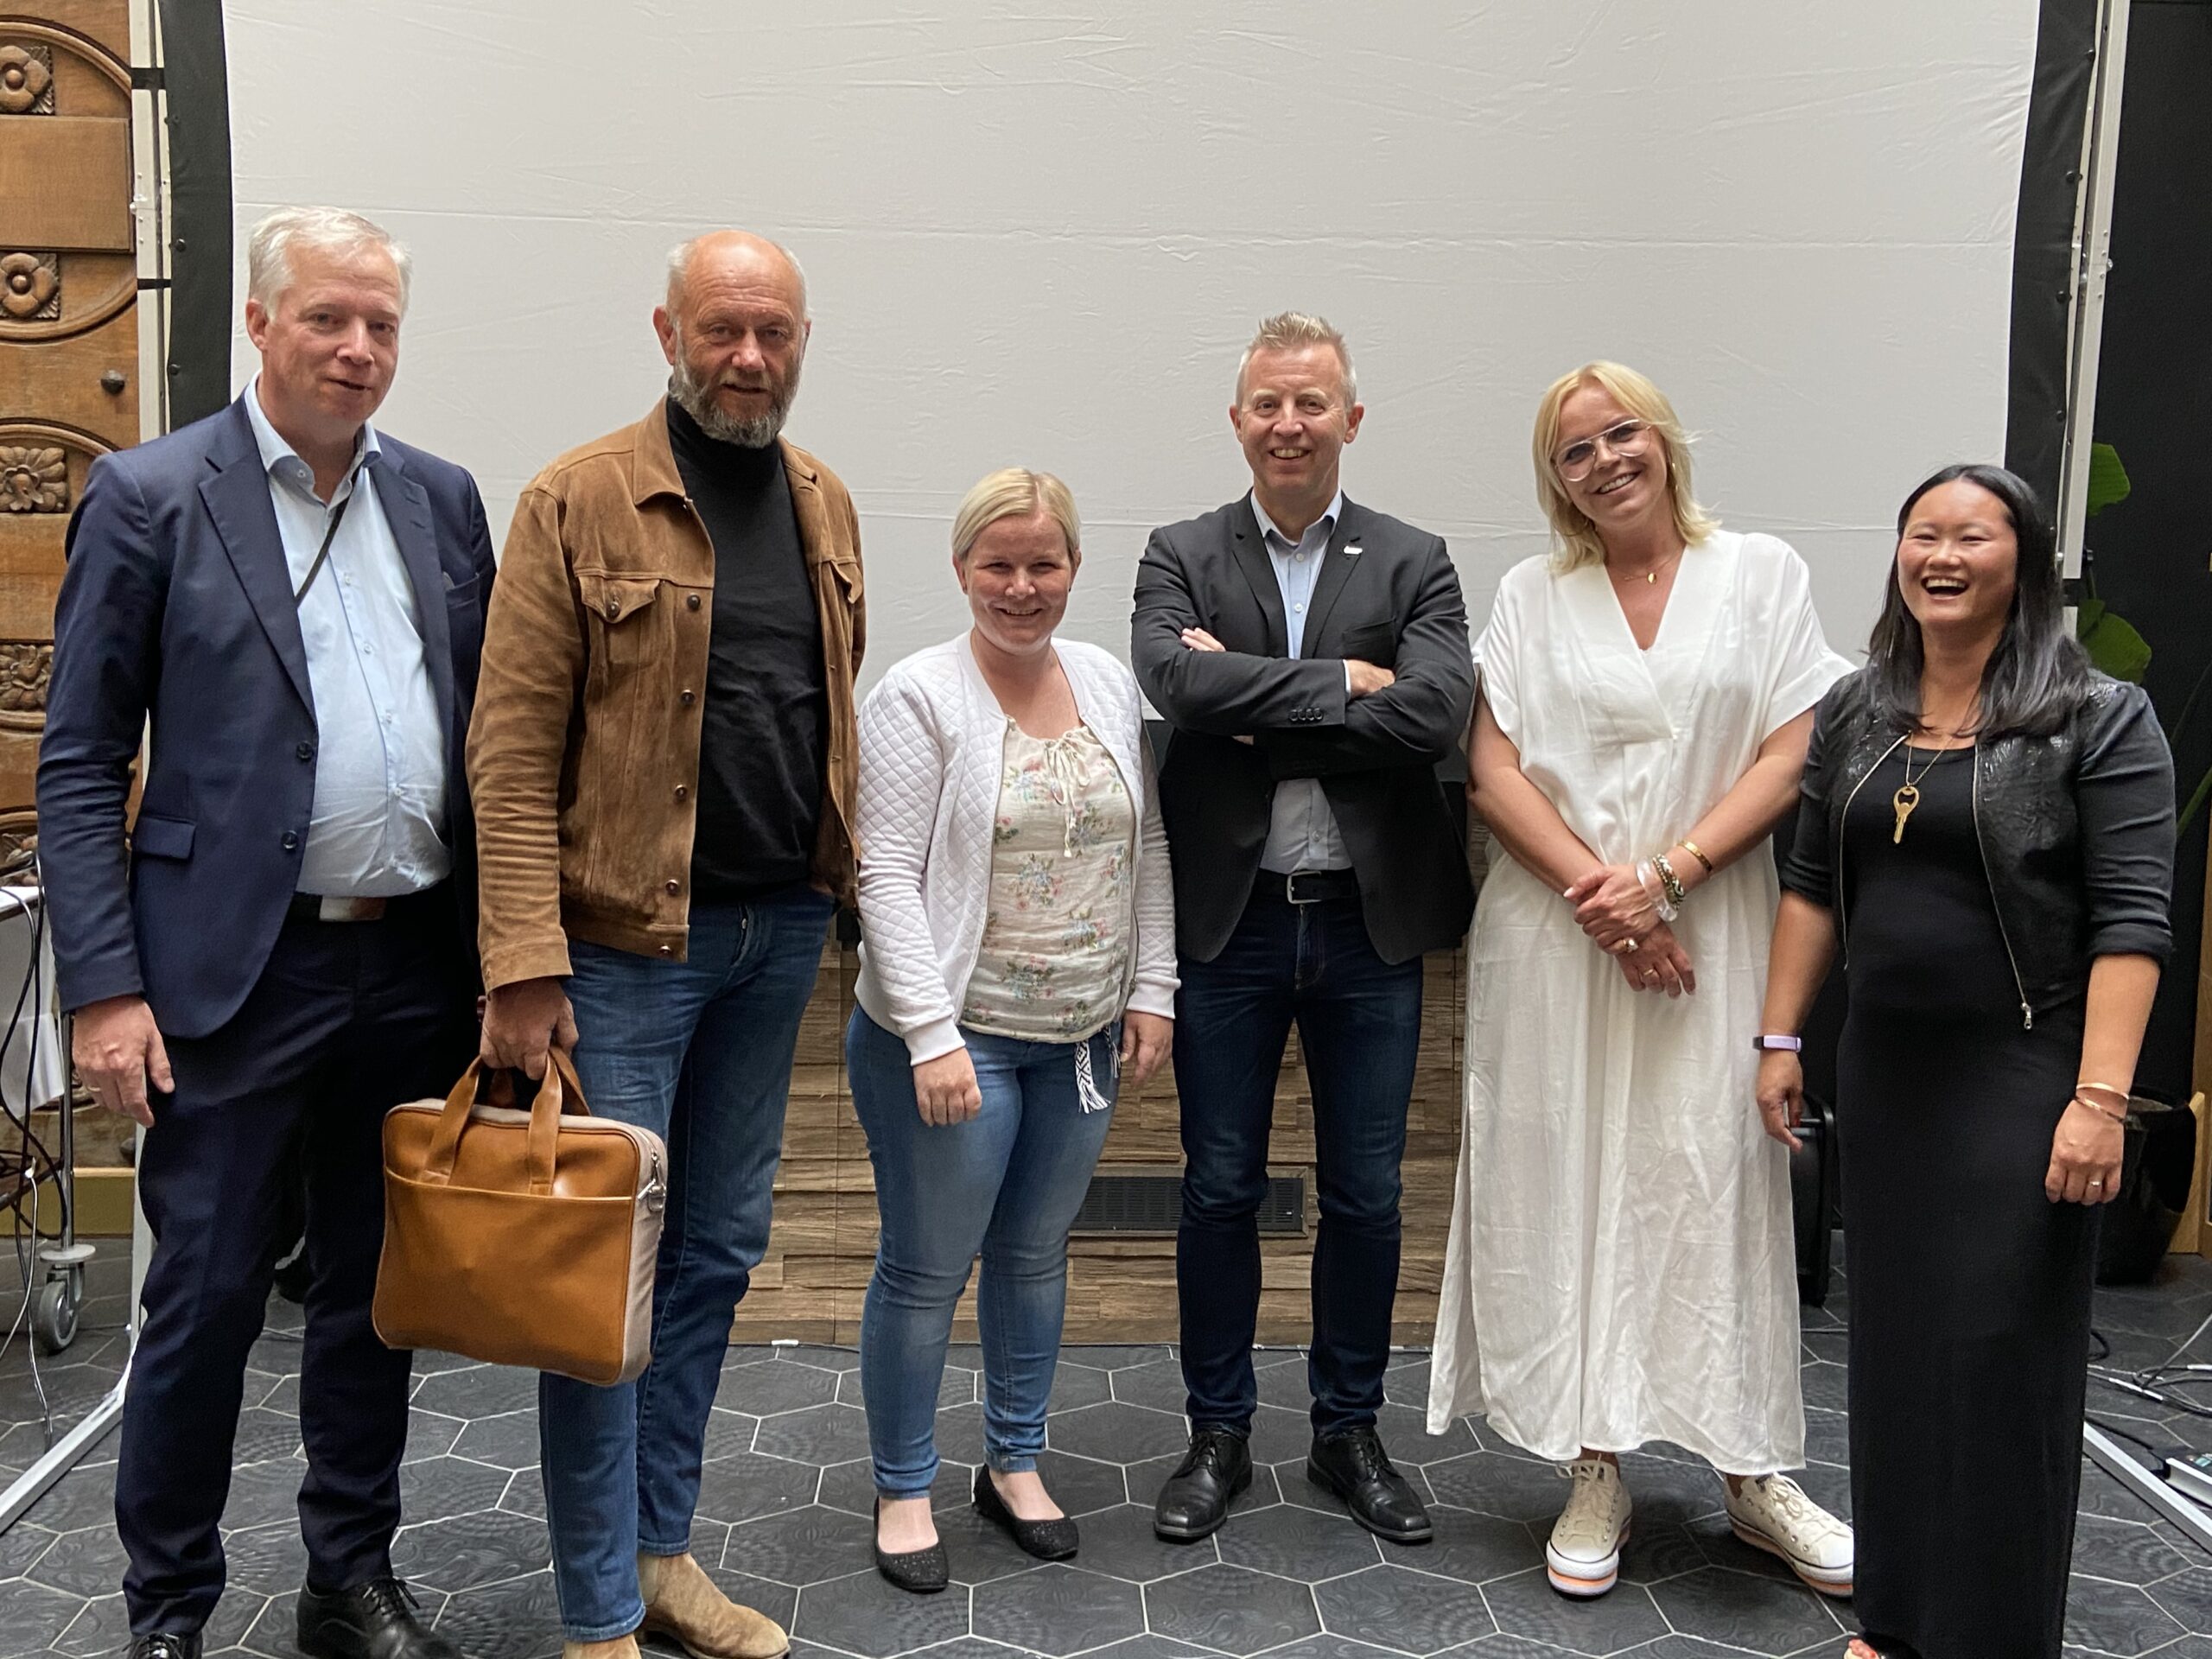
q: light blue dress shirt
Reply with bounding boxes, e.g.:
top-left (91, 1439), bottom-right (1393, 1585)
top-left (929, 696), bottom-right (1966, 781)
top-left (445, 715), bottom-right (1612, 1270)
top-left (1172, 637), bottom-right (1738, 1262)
top-left (243, 379), bottom-right (450, 897)
top-left (1251, 489), bottom-right (1351, 874)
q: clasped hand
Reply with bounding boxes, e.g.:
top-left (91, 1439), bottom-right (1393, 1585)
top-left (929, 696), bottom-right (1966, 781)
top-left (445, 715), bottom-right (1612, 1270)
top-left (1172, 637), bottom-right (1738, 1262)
top-left (1563, 864), bottom-right (1692, 995)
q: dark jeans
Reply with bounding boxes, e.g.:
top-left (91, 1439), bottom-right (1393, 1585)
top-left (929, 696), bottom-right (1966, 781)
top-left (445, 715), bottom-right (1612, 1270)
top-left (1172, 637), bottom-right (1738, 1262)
top-left (537, 887), bottom-right (835, 1643)
top-left (118, 890), bottom-right (474, 1635)
top-left (1173, 887), bottom-right (1423, 1436)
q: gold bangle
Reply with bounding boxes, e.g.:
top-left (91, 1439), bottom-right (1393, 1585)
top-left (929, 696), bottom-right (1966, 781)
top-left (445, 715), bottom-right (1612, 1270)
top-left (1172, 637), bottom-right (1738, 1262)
top-left (1679, 839), bottom-right (1713, 874)
top-left (2075, 1080), bottom-right (2133, 1104)
top-left (2071, 1092), bottom-right (2129, 1122)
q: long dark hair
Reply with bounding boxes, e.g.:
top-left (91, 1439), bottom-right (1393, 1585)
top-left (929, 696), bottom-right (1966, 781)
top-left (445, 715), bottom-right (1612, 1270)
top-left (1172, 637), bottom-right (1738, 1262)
top-left (1864, 463), bottom-right (2089, 738)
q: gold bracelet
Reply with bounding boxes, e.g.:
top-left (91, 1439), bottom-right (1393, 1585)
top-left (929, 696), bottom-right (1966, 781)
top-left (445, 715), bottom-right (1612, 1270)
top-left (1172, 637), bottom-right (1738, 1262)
top-left (2071, 1091), bottom-right (2129, 1122)
top-left (1679, 839), bottom-right (1713, 874)
top-left (2075, 1080), bottom-right (2133, 1105)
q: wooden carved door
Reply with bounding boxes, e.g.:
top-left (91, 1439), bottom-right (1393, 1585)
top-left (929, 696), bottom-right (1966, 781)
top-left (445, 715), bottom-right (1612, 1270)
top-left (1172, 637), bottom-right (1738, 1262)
top-left (0, 0), bottom-right (141, 853)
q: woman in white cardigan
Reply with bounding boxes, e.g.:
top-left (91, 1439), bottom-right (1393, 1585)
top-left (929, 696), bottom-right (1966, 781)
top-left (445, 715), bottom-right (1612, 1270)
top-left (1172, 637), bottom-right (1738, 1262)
top-left (850, 468), bottom-right (1176, 1592)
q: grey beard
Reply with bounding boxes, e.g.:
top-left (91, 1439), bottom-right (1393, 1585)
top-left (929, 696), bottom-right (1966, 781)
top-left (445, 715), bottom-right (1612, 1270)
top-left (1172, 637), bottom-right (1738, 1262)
top-left (667, 351), bottom-right (800, 448)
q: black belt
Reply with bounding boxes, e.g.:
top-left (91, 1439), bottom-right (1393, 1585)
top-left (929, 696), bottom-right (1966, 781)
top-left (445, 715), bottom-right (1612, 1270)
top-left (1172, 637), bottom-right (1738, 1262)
top-left (288, 885), bottom-right (445, 924)
top-left (1255, 868), bottom-right (1360, 906)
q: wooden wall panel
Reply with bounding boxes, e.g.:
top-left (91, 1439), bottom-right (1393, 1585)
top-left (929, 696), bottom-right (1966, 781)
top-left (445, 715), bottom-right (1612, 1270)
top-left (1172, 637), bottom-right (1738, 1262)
top-left (730, 937), bottom-right (1468, 1347)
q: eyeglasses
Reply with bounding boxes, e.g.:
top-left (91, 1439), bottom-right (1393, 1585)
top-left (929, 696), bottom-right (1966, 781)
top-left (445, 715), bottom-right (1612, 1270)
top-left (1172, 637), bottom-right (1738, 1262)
top-left (1554, 418), bottom-right (1654, 482)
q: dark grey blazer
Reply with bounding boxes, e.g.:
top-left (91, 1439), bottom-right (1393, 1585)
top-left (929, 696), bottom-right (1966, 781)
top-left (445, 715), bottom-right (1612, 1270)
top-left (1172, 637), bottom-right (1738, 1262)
top-left (1131, 493), bottom-right (1476, 963)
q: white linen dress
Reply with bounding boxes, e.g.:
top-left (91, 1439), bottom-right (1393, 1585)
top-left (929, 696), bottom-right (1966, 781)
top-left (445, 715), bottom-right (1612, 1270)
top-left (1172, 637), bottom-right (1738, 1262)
top-left (1426, 530), bottom-right (1850, 1471)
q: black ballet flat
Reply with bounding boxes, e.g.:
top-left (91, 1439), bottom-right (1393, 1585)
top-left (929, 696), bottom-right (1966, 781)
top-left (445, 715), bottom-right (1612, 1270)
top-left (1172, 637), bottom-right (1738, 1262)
top-left (973, 1464), bottom-right (1079, 1560)
top-left (873, 1497), bottom-right (950, 1593)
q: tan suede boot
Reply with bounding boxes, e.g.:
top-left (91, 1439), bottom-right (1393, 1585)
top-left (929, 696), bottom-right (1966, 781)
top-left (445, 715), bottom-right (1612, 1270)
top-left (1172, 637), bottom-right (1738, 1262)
top-left (638, 1552), bottom-right (790, 1659)
top-left (562, 1637), bottom-right (640, 1659)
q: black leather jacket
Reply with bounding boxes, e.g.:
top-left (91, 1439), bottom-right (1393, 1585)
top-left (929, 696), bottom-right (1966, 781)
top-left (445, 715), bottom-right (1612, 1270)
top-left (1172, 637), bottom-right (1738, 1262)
top-left (1781, 667), bottom-right (2175, 1027)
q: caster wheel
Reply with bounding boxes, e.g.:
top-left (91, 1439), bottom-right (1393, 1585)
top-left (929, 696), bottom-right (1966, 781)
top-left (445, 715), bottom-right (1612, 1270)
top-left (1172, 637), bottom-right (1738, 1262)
top-left (31, 1268), bottom-right (81, 1355)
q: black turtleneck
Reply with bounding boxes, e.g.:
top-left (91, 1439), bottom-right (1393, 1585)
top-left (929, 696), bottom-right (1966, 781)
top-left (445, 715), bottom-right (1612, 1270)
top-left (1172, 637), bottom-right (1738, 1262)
top-left (664, 397), bottom-right (826, 901)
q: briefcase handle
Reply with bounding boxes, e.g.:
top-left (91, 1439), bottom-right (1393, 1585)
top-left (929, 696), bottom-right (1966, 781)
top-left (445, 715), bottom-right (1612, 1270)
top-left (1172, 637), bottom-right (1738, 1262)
top-left (421, 1049), bottom-right (592, 1195)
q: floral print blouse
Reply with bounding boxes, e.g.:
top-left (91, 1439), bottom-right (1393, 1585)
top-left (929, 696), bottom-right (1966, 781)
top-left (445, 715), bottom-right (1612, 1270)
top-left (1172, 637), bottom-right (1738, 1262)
top-left (960, 721), bottom-right (1136, 1042)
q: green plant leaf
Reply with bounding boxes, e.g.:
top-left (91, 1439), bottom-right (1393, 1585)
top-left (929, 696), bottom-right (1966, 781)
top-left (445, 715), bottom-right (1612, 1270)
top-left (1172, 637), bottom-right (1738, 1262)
top-left (2078, 601), bottom-right (2152, 683)
top-left (2178, 765), bottom-right (2211, 840)
top-left (2088, 442), bottom-right (2132, 516)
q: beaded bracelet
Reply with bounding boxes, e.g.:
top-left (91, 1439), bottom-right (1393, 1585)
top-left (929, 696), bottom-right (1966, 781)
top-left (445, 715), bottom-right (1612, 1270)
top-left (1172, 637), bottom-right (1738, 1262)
top-left (1636, 859), bottom-right (1678, 924)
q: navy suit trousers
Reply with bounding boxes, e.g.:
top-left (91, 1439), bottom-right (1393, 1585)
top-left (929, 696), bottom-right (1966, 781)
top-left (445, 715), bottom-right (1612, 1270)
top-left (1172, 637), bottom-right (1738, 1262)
top-left (118, 890), bottom-right (474, 1635)
top-left (1172, 888), bottom-right (1424, 1437)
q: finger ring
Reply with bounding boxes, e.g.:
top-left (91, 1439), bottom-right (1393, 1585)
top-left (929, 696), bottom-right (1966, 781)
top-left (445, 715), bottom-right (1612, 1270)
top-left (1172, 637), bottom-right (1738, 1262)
top-left (1644, 969), bottom-right (1661, 982)
top-left (2088, 1179), bottom-right (2103, 1190)
top-left (1613, 938), bottom-right (1635, 955)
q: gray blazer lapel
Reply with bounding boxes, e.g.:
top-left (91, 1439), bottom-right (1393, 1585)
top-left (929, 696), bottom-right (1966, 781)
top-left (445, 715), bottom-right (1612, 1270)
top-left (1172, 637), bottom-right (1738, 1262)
top-left (1300, 503), bottom-right (1364, 657)
top-left (1227, 504), bottom-right (1289, 657)
top-left (372, 456), bottom-right (456, 733)
top-left (199, 439), bottom-right (315, 714)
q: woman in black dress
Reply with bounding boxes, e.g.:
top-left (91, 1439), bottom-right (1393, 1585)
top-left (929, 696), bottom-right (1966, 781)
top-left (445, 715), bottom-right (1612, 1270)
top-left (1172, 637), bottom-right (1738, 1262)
top-left (1752, 464), bottom-right (2174, 1658)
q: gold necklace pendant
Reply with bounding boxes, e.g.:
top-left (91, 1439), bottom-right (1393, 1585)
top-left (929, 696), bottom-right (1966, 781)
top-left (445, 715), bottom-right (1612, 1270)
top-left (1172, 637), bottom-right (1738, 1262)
top-left (1891, 784), bottom-right (1919, 844)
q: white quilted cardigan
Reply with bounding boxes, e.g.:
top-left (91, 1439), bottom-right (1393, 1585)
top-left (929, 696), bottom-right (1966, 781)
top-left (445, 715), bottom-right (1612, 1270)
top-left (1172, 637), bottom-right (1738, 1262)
top-left (852, 633), bottom-right (1179, 1064)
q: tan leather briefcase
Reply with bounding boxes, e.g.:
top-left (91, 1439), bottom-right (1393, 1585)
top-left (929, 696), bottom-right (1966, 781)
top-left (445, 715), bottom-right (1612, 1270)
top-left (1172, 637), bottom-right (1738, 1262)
top-left (373, 1052), bottom-right (667, 1386)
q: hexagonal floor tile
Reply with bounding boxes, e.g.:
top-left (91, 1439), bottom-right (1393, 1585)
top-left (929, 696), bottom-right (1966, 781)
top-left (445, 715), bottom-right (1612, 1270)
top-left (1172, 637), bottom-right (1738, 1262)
top-left (2068, 1573), bottom-right (2191, 1655)
top-left (22, 1524), bottom-right (131, 1599)
top-left (1145, 1560), bottom-right (1321, 1655)
top-left (451, 1409), bottom-right (541, 1471)
top-left (791, 1565), bottom-right (969, 1656)
top-left (692, 1451), bottom-right (818, 1525)
top-left (1423, 1451), bottom-right (1569, 1525)
top-left (390, 1510), bottom-right (550, 1593)
top-left (1217, 1503), bottom-right (1380, 1583)
top-left (1060, 1503), bottom-right (1218, 1584)
top-left (973, 1561), bottom-right (1144, 1655)
top-left (1314, 1562), bottom-right (1495, 1655)
top-left (1645, 1565), bottom-right (1844, 1653)
top-left (721, 1503), bottom-right (875, 1587)
top-left (714, 1360), bottom-right (838, 1418)
top-left (1482, 1565), bottom-right (1667, 1654)
top-left (431, 1569), bottom-right (563, 1659)
top-left (752, 1402), bottom-right (871, 1466)
top-left (1048, 1400), bottom-right (1192, 1464)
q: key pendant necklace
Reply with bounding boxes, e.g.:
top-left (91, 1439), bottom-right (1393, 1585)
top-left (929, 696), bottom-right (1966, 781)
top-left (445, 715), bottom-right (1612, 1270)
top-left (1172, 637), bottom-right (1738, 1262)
top-left (1891, 736), bottom-right (1964, 843)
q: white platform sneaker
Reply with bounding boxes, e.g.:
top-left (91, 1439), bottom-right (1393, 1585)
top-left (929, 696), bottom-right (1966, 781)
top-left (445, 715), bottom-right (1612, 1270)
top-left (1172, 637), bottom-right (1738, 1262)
top-left (1546, 1458), bottom-right (1631, 1597)
top-left (1725, 1473), bottom-right (1853, 1597)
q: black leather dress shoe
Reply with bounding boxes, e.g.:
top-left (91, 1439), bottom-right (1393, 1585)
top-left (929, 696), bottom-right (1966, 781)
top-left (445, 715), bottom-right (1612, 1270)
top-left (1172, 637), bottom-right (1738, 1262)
top-left (973, 1464), bottom-right (1078, 1560)
top-left (296, 1577), bottom-right (461, 1659)
top-left (873, 1498), bottom-right (950, 1594)
top-left (1306, 1427), bottom-right (1433, 1544)
top-left (128, 1635), bottom-right (202, 1659)
top-left (1153, 1427), bottom-right (1253, 1541)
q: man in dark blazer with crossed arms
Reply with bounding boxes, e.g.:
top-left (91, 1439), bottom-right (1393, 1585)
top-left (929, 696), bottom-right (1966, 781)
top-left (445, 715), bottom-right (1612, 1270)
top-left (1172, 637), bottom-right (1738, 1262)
top-left (39, 207), bottom-right (492, 1659)
top-left (1132, 312), bottom-right (1474, 1546)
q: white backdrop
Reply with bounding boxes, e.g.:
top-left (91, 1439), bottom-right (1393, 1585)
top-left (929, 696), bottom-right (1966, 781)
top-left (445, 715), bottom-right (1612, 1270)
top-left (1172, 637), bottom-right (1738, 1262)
top-left (223, 2), bottom-right (2038, 687)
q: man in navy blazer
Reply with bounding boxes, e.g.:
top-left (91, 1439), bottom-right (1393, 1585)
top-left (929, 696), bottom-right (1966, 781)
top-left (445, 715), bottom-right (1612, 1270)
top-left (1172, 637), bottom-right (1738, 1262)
top-left (38, 208), bottom-right (493, 1659)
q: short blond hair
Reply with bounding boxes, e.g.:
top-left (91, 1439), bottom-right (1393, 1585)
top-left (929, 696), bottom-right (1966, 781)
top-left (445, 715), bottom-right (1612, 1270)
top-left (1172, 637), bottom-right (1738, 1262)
top-left (950, 468), bottom-right (1081, 563)
top-left (1532, 361), bottom-right (1718, 571)
top-left (1236, 311), bottom-right (1356, 406)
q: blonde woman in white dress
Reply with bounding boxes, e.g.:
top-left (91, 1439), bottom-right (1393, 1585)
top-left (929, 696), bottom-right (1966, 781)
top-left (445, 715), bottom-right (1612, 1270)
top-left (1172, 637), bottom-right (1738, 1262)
top-left (1427, 363), bottom-right (1854, 1600)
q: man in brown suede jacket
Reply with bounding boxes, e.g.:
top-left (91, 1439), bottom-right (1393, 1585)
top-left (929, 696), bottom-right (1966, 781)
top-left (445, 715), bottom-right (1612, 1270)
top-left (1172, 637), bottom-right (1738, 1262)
top-left (467, 230), bottom-right (861, 1659)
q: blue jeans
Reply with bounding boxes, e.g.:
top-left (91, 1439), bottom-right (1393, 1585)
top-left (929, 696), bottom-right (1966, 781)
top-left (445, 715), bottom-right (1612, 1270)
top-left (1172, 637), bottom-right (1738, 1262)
top-left (537, 888), bottom-right (835, 1642)
top-left (1173, 888), bottom-right (1422, 1436)
top-left (848, 1007), bottom-right (1120, 1499)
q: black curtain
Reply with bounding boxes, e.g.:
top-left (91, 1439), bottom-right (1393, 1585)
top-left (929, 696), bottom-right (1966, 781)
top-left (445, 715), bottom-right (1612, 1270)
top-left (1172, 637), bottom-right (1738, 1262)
top-left (156, 0), bottom-right (232, 429)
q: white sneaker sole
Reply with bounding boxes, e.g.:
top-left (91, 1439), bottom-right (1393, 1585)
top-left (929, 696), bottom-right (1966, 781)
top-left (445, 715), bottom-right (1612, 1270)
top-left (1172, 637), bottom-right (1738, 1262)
top-left (1728, 1517), bottom-right (1853, 1598)
top-left (1544, 1523), bottom-right (1627, 1598)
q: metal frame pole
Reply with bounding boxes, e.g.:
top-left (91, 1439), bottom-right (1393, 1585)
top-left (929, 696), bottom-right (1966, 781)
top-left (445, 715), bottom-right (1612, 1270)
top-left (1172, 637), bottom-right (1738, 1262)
top-left (2056, 0), bottom-right (2133, 576)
